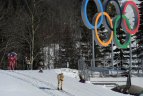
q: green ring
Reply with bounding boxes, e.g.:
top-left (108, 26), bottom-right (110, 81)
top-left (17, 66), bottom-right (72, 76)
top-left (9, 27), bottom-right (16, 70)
top-left (113, 15), bottom-right (131, 49)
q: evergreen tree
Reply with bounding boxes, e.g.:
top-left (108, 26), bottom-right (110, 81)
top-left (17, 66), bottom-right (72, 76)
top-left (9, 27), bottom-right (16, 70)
top-left (136, 1), bottom-right (143, 72)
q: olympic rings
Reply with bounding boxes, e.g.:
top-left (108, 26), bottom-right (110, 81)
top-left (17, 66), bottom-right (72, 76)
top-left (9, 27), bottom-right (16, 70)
top-left (103, 0), bottom-right (122, 31)
top-left (81, 0), bottom-right (140, 48)
top-left (81, 0), bottom-right (104, 29)
top-left (114, 15), bottom-right (131, 49)
top-left (122, 1), bottom-right (140, 34)
top-left (94, 12), bottom-right (113, 47)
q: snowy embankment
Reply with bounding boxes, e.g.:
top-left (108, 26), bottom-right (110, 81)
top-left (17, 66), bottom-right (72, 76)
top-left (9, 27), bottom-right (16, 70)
top-left (0, 69), bottom-right (133, 96)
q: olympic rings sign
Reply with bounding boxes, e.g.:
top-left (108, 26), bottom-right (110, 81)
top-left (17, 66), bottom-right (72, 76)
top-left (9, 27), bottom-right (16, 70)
top-left (81, 0), bottom-right (140, 49)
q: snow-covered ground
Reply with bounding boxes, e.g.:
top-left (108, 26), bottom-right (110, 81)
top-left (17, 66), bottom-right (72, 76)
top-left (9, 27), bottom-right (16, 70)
top-left (1, 68), bottom-right (142, 96)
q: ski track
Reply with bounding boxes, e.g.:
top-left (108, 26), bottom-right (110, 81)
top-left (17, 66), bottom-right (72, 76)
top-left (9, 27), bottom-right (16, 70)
top-left (1, 70), bottom-right (74, 96)
top-left (13, 70), bottom-right (126, 96)
top-left (13, 71), bottom-right (75, 96)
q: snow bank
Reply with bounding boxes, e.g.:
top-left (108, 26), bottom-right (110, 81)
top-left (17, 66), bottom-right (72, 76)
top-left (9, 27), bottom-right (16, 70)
top-left (55, 68), bottom-right (79, 79)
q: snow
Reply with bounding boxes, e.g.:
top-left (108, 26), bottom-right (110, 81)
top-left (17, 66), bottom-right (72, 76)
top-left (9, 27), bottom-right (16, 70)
top-left (0, 69), bottom-right (139, 96)
top-left (0, 71), bottom-right (49, 96)
top-left (55, 68), bottom-right (79, 79)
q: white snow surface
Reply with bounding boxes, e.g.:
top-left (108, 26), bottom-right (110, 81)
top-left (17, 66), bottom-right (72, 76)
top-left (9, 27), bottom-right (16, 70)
top-left (0, 69), bottom-right (136, 96)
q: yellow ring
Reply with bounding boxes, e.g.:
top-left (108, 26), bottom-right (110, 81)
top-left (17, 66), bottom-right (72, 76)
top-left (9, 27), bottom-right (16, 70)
top-left (95, 12), bottom-right (113, 47)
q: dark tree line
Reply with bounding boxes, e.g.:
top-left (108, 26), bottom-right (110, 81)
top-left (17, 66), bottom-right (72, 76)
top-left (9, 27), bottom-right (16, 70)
top-left (0, 0), bottom-right (86, 69)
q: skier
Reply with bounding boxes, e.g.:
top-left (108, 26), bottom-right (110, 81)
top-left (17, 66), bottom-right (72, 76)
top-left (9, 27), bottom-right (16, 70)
top-left (8, 54), bottom-right (13, 70)
top-left (57, 73), bottom-right (64, 90)
top-left (39, 67), bottom-right (43, 73)
top-left (39, 60), bottom-right (44, 73)
top-left (8, 54), bottom-right (16, 70)
top-left (25, 57), bottom-right (31, 70)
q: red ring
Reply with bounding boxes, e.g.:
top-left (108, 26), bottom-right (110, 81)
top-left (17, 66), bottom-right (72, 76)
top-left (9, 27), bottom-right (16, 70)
top-left (122, 1), bottom-right (140, 34)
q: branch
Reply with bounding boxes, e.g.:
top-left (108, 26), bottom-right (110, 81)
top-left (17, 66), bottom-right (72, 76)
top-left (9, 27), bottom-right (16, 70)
top-left (24, 0), bottom-right (33, 16)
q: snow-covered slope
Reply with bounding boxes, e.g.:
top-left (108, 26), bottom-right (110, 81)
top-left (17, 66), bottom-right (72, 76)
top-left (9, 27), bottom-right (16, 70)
top-left (0, 71), bottom-right (49, 96)
top-left (0, 69), bottom-right (132, 96)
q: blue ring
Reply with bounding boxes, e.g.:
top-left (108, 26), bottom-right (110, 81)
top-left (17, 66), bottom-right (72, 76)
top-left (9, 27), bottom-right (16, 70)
top-left (82, 0), bottom-right (104, 29)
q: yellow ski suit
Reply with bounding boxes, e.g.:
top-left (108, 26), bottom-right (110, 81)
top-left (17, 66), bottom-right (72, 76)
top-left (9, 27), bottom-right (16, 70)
top-left (57, 73), bottom-right (64, 90)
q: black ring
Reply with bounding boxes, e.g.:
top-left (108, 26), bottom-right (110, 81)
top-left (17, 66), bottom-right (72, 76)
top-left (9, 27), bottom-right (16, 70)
top-left (103, 0), bottom-right (122, 31)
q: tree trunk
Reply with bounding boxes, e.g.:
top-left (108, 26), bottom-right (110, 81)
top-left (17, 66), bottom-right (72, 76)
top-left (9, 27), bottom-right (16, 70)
top-left (30, 13), bottom-right (35, 70)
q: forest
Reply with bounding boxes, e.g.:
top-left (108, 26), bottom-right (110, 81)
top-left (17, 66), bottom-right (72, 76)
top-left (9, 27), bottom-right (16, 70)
top-left (0, 0), bottom-right (142, 70)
